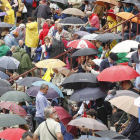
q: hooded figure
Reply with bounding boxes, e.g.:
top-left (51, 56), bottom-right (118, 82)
top-left (12, 47), bottom-right (21, 61)
top-left (4, 3), bottom-right (15, 25)
top-left (0, 40), bottom-right (10, 57)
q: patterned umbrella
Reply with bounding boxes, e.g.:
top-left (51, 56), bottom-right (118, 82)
top-left (0, 102), bottom-right (27, 117)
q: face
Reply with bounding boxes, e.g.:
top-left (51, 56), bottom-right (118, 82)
top-left (44, 38), bottom-right (50, 44)
top-left (19, 40), bottom-right (23, 46)
top-left (120, 82), bottom-right (126, 90)
top-left (81, 56), bottom-right (85, 62)
top-left (51, 108), bottom-right (58, 119)
top-left (73, 34), bottom-right (79, 40)
top-left (105, 44), bottom-right (109, 50)
top-left (57, 27), bottom-right (62, 32)
top-left (42, 86), bottom-right (49, 94)
top-left (88, 59), bottom-right (95, 66)
top-left (118, 2), bottom-right (122, 8)
top-left (116, 16), bottom-right (122, 22)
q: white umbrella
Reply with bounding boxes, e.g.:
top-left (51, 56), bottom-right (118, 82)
top-left (92, 59), bottom-right (102, 66)
top-left (82, 33), bottom-right (98, 40)
top-left (134, 97), bottom-right (140, 107)
top-left (111, 40), bottom-right (139, 53)
top-left (126, 51), bottom-right (137, 58)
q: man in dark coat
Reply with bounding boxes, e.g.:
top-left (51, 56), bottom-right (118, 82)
top-left (6, 45), bottom-right (16, 56)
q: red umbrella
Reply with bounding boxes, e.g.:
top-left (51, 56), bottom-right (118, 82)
top-left (97, 65), bottom-right (140, 82)
top-left (67, 39), bottom-right (96, 49)
top-left (0, 128), bottom-right (26, 140)
top-left (54, 106), bottom-right (77, 137)
top-left (0, 102), bottom-right (27, 117)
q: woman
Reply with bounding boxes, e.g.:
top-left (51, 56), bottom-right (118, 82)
top-left (0, 40), bottom-right (10, 57)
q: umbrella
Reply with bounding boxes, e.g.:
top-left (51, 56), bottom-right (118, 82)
top-left (68, 117), bottom-right (108, 130)
top-left (0, 128), bottom-right (26, 140)
top-left (94, 33), bottom-right (123, 42)
top-left (74, 31), bottom-right (90, 37)
top-left (59, 17), bottom-right (85, 26)
top-left (0, 102), bottom-right (27, 116)
top-left (67, 39), bottom-right (96, 49)
top-left (97, 65), bottom-right (140, 82)
top-left (56, 67), bottom-right (72, 77)
top-left (72, 48), bottom-right (101, 57)
top-left (82, 33), bottom-right (98, 40)
top-left (0, 56), bottom-right (20, 69)
top-left (50, 0), bottom-right (68, 5)
top-left (111, 40), bottom-right (139, 53)
top-left (92, 59), bottom-right (102, 66)
top-left (0, 91), bottom-right (32, 102)
top-left (16, 77), bottom-right (44, 87)
top-left (0, 22), bottom-right (13, 27)
top-left (109, 96), bottom-right (138, 117)
top-left (0, 114), bottom-right (27, 127)
top-left (122, 0), bottom-right (139, 5)
top-left (0, 71), bottom-right (9, 79)
top-left (26, 86), bottom-right (60, 99)
top-left (35, 59), bottom-right (66, 69)
top-left (32, 81), bottom-right (64, 98)
top-left (0, 86), bottom-right (14, 96)
top-left (96, 0), bottom-right (118, 7)
top-left (126, 51), bottom-right (136, 58)
top-left (61, 8), bottom-right (85, 17)
top-left (0, 12), bottom-right (7, 16)
top-left (134, 97), bottom-right (140, 107)
top-left (70, 87), bottom-right (107, 101)
top-left (0, 79), bottom-right (10, 87)
top-left (61, 73), bottom-right (98, 90)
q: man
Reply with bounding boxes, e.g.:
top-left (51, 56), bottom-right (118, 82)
top-left (68, 0), bottom-right (82, 9)
top-left (6, 45), bottom-right (16, 56)
top-left (34, 2), bottom-right (51, 31)
top-left (22, 132), bottom-right (33, 140)
top-left (12, 46), bottom-right (21, 61)
top-left (35, 83), bottom-right (49, 126)
top-left (33, 106), bottom-right (64, 140)
top-left (100, 52), bottom-right (118, 72)
top-left (19, 40), bottom-right (26, 49)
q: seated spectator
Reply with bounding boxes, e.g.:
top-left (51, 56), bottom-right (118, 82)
top-left (96, 41), bottom-right (103, 58)
top-left (53, 8), bottom-right (66, 21)
top-left (19, 40), bottom-right (26, 49)
top-left (48, 20), bottom-right (58, 38)
top-left (6, 45), bottom-right (16, 57)
top-left (123, 3), bottom-right (133, 12)
top-left (0, 40), bottom-right (10, 57)
top-left (1, 28), bottom-right (10, 39)
top-left (116, 16), bottom-right (123, 34)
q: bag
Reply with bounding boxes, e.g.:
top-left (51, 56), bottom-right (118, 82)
top-left (22, 5), bottom-right (27, 13)
top-left (18, 3), bottom-right (24, 12)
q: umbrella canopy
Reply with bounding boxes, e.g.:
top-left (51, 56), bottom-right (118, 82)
top-left (50, 0), bottom-right (68, 5)
top-left (94, 33), bottom-right (123, 42)
top-left (68, 117), bottom-right (108, 130)
top-left (0, 71), bottom-right (9, 79)
top-left (35, 59), bottom-right (66, 69)
top-left (96, 0), bottom-right (118, 7)
top-left (0, 56), bottom-right (20, 69)
top-left (74, 31), bottom-right (90, 37)
top-left (0, 114), bottom-right (27, 127)
top-left (122, 0), bottom-right (139, 5)
top-left (109, 96), bottom-right (138, 117)
top-left (26, 86), bottom-right (60, 99)
top-left (111, 40), bottom-right (139, 53)
top-left (16, 77), bottom-right (44, 87)
top-left (82, 33), bottom-right (98, 40)
top-left (0, 128), bottom-right (26, 140)
top-left (92, 59), bottom-right (102, 66)
top-left (0, 22), bottom-right (13, 27)
top-left (134, 97), bottom-right (140, 107)
top-left (70, 87), bottom-right (107, 101)
top-left (97, 65), bottom-right (140, 82)
top-left (0, 12), bottom-right (7, 16)
top-left (59, 17), bottom-right (85, 26)
top-left (0, 86), bottom-right (14, 96)
top-left (0, 102), bottom-right (27, 116)
top-left (0, 91), bottom-right (32, 102)
top-left (0, 79), bottom-right (10, 87)
top-left (72, 48), bottom-right (101, 57)
top-left (68, 39), bottom-right (96, 49)
top-left (32, 81), bottom-right (64, 98)
top-left (61, 8), bottom-right (85, 17)
top-left (56, 67), bottom-right (72, 77)
top-left (61, 73), bottom-right (98, 90)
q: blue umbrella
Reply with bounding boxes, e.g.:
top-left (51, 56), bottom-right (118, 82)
top-left (32, 81), bottom-right (64, 98)
top-left (0, 71), bottom-right (9, 79)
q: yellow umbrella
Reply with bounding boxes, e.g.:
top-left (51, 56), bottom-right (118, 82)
top-left (96, 0), bottom-right (118, 7)
top-left (35, 59), bottom-right (66, 69)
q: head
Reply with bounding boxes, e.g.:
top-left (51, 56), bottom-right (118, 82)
top-left (11, 46), bottom-right (16, 53)
top-left (86, 109), bottom-right (97, 119)
top-left (44, 36), bottom-right (50, 44)
top-left (22, 132), bottom-right (33, 140)
top-left (28, 17), bottom-right (35, 23)
top-left (88, 56), bottom-right (95, 66)
top-left (86, 11), bottom-right (93, 18)
top-left (138, 44), bottom-right (140, 54)
top-left (84, 0), bottom-right (89, 5)
top-left (116, 16), bottom-right (122, 22)
top-left (0, 40), bottom-right (5, 46)
top-left (96, 41), bottom-right (102, 48)
top-left (4, 27), bottom-right (9, 34)
top-left (109, 52), bottom-right (118, 64)
top-left (40, 83), bottom-right (49, 95)
top-left (19, 24), bottom-right (25, 31)
top-left (120, 80), bottom-right (132, 90)
top-left (81, 56), bottom-right (86, 63)
top-left (92, 0), bottom-right (96, 5)
top-left (72, 34), bottom-right (79, 40)
top-left (118, 1), bottom-right (122, 8)
top-left (134, 5), bottom-right (138, 10)
top-left (19, 40), bottom-right (24, 47)
top-left (57, 24), bottom-right (63, 33)
top-left (12, 72), bottom-right (19, 79)
top-left (52, 68), bottom-right (59, 73)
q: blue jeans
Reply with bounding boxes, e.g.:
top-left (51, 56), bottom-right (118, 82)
top-left (86, 27), bottom-right (99, 33)
top-left (36, 117), bottom-right (46, 126)
top-left (119, 32), bottom-right (136, 42)
top-left (136, 35), bottom-right (140, 42)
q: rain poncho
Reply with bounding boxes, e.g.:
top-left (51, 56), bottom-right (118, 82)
top-left (4, 3), bottom-right (15, 25)
top-left (117, 53), bottom-right (129, 64)
top-left (12, 47), bottom-right (21, 61)
top-left (107, 16), bottom-right (117, 31)
top-left (25, 22), bottom-right (39, 47)
top-left (0, 44), bottom-right (10, 57)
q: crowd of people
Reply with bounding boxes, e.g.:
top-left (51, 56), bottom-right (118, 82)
top-left (0, 0), bottom-right (140, 140)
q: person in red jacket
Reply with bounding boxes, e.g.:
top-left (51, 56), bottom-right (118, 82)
top-left (39, 23), bottom-right (50, 45)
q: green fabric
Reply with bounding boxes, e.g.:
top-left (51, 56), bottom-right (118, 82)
top-left (117, 53), bottom-right (129, 64)
top-left (97, 46), bottom-right (103, 58)
top-left (12, 47), bottom-right (21, 61)
top-left (0, 44), bottom-right (10, 57)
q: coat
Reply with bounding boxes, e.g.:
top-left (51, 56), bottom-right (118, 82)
top-left (93, 5), bottom-right (103, 20)
top-left (6, 50), bottom-right (12, 56)
top-left (12, 47), bottom-right (21, 61)
top-left (4, 3), bottom-right (15, 25)
top-left (128, 51), bottom-right (139, 67)
top-left (39, 23), bottom-right (49, 45)
top-left (0, 44), bottom-right (10, 57)
top-left (25, 22), bottom-right (39, 48)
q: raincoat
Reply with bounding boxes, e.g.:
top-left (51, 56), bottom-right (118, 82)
top-left (0, 44), bottom-right (10, 57)
top-left (107, 16), bottom-right (117, 31)
top-left (4, 3), bottom-right (15, 25)
top-left (12, 47), bottom-right (21, 61)
top-left (25, 22), bottom-right (39, 47)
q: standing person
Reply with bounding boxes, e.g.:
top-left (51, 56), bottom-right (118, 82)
top-left (25, 17), bottom-right (39, 57)
top-left (35, 84), bottom-right (49, 126)
top-left (68, 0), bottom-right (82, 9)
top-left (10, 0), bottom-right (19, 17)
top-left (33, 106), bottom-right (64, 140)
top-left (34, 2), bottom-right (51, 31)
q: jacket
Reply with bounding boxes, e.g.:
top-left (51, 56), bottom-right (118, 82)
top-left (12, 47), bottom-right (21, 61)
top-left (53, 13), bottom-right (66, 21)
top-left (128, 51), bottom-right (139, 67)
top-left (22, 0), bottom-right (33, 4)
top-left (0, 44), bottom-right (10, 57)
top-left (25, 22), bottom-right (39, 47)
top-left (39, 23), bottom-right (49, 45)
top-left (6, 50), bottom-right (12, 56)
top-left (93, 5), bottom-right (103, 20)
top-left (89, 15), bottom-right (100, 29)
top-left (4, 3), bottom-right (15, 25)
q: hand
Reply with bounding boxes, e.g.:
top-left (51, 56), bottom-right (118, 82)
top-left (132, 63), bottom-right (136, 67)
top-left (86, 66), bottom-right (92, 71)
top-left (50, 73), bottom-right (53, 78)
top-left (114, 122), bottom-right (118, 127)
top-left (107, 90), bottom-right (112, 95)
top-left (73, 114), bottom-right (78, 119)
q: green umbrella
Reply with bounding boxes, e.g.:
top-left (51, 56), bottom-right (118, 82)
top-left (0, 114), bottom-right (27, 127)
top-left (0, 91), bottom-right (32, 102)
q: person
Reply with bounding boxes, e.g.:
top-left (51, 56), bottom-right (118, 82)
top-left (96, 41), bottom-right (103, 58)
top-left (4, 3), bottom-right (15, 25)
top-left (85, 11), bottom-right (100, 33)
top-left (1, 28), bottom-right (10, 39)
top-left (123, 3), bottom-right (133, 12)
top-left (100, 52), bottom-right (118, 72)
top-left (35, 83), bottom-right (49, 126)
top-left (12, 46), bottom-right (21, 61)
top-left (34, 2), bottom-right (51, 31)
top-left (33, 106), bottom-right (64, 140)
top-left (6, 45), bottom-right (16, 56)
top-left (68, 0), bottom-right (82, 9)
top-left (19, 40), bottom-right (26, 49)
top-left (22, 132), bottom-right (33, 140)
top-left (10, 0), bottom-right (18, 17)
top-left (0, 40), bottom-right (10, 57)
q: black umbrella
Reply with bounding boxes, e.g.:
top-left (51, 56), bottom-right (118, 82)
top-left (122, 0), bottom-right (139, 5)
top-left (59, 17), bottom-right (85, 26)
top-left (61, 73), bottom-right (98, 90)
top-left (94, 33), bottom-right (123, 42)
top-left (70, 87), bottom-right (107, 101)
top-left (0, 22), bottom-right (13, 27)
top-left (0, 86), bottom-right (14, 96)
top-left (50, 0), bottom-right (68, 9)
top-left (72, 48), bottom-right (101, 57)
top-left (0, 79), bottom-right (10, 87)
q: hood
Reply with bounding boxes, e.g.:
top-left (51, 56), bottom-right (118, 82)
top-left (19, 48), bottom-right (26, 56)
top-left (15, 47), bottom-right (20, 53)
top-left (43, 23), bottom-right (49, 30)
top-left (6, 3), bottom-right (12, 10)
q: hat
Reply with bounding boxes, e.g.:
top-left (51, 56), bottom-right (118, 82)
top-left (12, 31), bottom-right (19, 37)
top-left (109, 52), bottom-right (118, 61)
top-left (86, 11), bottom-right (93, 16)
